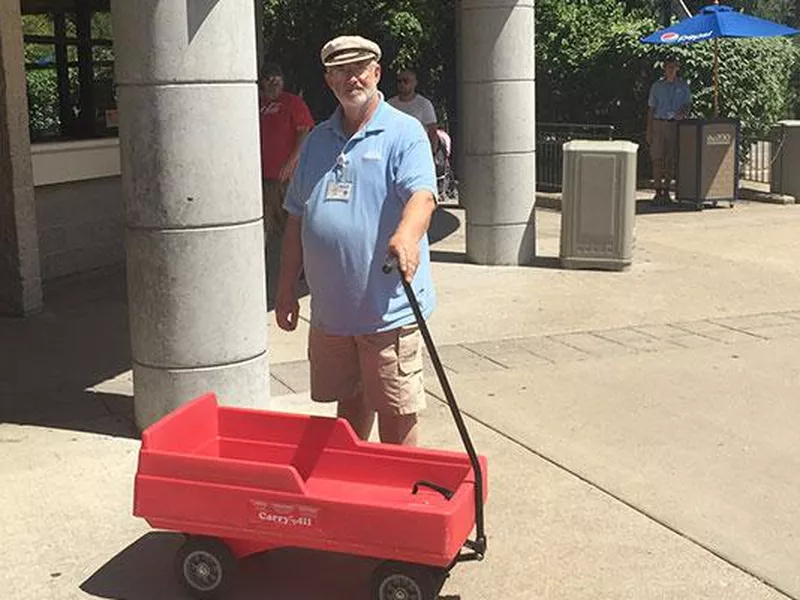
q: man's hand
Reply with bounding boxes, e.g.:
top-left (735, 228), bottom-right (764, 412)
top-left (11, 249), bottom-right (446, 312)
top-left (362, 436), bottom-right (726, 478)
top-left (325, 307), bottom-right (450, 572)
top-left (278, 158), bottom-right (297, 182)
top-left (387, 231), bottom-right (421, 284)
top-left (275, 286), bottom-right (300, 331)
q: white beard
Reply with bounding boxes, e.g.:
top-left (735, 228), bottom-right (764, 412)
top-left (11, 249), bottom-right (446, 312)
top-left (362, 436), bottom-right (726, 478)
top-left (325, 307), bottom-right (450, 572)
top-left (339, 85), bottom-right (377, 112)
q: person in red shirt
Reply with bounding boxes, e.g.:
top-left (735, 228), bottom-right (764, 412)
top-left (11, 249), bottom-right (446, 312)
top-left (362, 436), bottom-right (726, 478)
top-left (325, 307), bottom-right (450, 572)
top-left (259, 62), bottom-right (314, 240)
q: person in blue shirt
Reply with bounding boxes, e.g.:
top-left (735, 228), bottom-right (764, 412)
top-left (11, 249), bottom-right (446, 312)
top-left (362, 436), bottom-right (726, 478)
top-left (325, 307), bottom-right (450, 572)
top-left (646, 56), bottom-right (692, 204)
top-left (274, 35), bottom-right (438, 446)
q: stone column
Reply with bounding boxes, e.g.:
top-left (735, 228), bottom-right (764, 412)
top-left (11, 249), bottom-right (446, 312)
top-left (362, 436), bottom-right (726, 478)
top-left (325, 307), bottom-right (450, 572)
top-left (0, 0), bottom-right (43, 317)
top-left (112, 0), bottom-right (269, 429)
top-left (459, 0), bottom-right (536, 265)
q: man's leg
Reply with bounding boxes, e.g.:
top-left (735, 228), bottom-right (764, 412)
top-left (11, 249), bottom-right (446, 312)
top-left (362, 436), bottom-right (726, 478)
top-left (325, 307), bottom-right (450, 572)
top-left (263, 179), bottom-right (288, 242)
top-left (336, 393), bottom-right (375, 440)
top-left (650, 120), bottom-right (666, 199)
top-left (308, 327), bottom-right (374, 440)
top-left (663, 122), bottom-right (678, 196)
top-left (378, 413), bottom-right (419, 446)
top-left (357, 326), bottom-right (426, 446)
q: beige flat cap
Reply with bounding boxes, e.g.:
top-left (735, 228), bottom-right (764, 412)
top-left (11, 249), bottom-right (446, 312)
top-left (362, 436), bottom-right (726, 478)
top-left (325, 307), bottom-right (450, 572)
top-left (321, 35), bottom-right (382, 67)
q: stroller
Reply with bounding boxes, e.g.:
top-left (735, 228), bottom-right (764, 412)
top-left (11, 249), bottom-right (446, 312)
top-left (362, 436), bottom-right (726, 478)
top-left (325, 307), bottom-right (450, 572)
top-left (434, 129), bottom-right (459, 204)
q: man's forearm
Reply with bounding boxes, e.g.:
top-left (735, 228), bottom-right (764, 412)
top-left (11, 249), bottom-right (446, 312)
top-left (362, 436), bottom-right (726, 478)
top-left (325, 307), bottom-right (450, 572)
top-left (395, 190), bottom-right (436, 242)
top-left (289, 129), bottom-right (310, 165)
top-left (278, 215), bottom-right (304, 291)
top-left (426, 125), bottom-right (439, 151)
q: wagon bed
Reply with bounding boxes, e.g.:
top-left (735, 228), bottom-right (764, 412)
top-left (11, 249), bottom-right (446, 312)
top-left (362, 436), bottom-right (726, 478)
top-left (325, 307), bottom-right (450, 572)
top-left (134, 393), bottom-right (487, 568)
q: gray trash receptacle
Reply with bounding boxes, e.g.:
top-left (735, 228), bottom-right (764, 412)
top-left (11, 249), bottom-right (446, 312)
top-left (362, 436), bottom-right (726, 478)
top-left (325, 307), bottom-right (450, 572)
top-left (771, 120), bottom-right (800, 199)
top-left (560, 140), bottom-right (638, 271)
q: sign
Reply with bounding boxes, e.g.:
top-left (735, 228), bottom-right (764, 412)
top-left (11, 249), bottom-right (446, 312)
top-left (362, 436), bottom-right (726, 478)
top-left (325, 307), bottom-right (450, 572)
top-left (248, 500), bottom-right (321, 530)
top-left (706, 132), bottom-right (732, 146)
top-left (660, 30), bottom-right (714, 43)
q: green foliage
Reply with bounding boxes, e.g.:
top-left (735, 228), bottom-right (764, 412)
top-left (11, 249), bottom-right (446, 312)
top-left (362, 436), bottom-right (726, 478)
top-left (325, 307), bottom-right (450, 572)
top-left (535, 0), bottom-right (800, 155)
top-left (261, 0), bottom-right (456, 125)
top-left (26, 69), bottom-right (60, 139)
top-left (536, 0), bottom-right (659, 130)
top-left (676, 37), bottom-right (799, 150)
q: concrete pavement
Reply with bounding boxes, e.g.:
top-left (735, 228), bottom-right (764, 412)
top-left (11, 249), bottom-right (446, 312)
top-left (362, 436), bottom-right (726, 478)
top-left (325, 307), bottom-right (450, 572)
top-left (1, 199), bottom-right (799, 599)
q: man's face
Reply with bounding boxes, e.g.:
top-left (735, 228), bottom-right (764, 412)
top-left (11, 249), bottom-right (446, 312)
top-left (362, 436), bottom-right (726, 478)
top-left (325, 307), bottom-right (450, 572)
top-left (664, 62), bottom-right (679, 81)
top-left (325, 59), bottom-right (381, 110)
top-left (260, 74), bottom-right (284, 100)
top-left (396, 71), bottom-right (417, 95)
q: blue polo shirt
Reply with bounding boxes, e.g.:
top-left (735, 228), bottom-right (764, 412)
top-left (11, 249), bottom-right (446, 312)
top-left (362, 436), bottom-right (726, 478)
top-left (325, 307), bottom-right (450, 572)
top-left (649, 77), bottom-right (692, 120)
top-left (284, 97), bottom-right (437, 336)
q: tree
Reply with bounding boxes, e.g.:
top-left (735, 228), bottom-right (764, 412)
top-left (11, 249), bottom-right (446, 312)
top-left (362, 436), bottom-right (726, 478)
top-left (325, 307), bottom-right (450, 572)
top-left (535, 0), bottom-right (799, 152)
top-left (261, 0), bottom-right (455, 125)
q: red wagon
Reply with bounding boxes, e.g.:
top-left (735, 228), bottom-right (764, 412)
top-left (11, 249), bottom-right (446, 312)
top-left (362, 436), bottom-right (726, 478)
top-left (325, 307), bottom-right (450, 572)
top-left (133, 264), bottom-right (488, 600)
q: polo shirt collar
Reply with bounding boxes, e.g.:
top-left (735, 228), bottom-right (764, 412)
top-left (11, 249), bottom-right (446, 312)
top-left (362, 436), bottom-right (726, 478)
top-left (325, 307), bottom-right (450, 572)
top-left (327, 92), bottom-right (388, 140)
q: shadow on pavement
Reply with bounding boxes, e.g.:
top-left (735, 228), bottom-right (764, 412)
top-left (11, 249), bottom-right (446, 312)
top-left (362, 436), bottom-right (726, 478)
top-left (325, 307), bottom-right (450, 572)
top-left (429, 207), bottom-right (461, 245)
top-left (430, 250), bottom-right (467, 264)
top-left (81, 532), bottom-right (461, 600)
top-left (635, 199), bottom-right (732, 215)
top-left (0, 267), bottom-right (138, 438)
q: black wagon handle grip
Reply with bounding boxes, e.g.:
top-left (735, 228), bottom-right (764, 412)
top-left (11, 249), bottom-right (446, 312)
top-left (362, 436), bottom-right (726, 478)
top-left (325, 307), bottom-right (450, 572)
top-left (382, 254), bottom-right (399, 274)
top-left (383, 258), bottom-right (487, 560)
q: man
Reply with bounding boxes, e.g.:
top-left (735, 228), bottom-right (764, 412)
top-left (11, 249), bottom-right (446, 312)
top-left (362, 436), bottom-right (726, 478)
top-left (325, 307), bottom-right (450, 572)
top-left (388, 68), bottom-right (440, 152)
top-left (275, 36), bottom-right (438, 446)
top-left (258, 62), bottom-right (314, 239)
top-left (646, 56), bottom-right (692, 204)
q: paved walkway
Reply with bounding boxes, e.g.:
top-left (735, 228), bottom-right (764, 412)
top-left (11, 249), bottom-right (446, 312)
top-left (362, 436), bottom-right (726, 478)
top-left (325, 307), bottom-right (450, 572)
top-left (2, 200), bottom-right (800, 599)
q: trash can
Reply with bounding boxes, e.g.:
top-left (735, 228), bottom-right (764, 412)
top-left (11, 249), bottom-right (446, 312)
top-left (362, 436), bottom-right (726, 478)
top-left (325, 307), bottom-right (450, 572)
top-left (560, 140), bottom-right (638, 271)
top-left (676, 119), bottom-right (739, 209)
top-left (771, 120), bottom-right (800, 199)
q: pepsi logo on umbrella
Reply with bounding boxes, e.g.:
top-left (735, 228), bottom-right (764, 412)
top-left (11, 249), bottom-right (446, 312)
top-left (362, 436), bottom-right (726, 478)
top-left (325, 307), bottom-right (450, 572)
top-left (659, 31), bottom-right (714, 43)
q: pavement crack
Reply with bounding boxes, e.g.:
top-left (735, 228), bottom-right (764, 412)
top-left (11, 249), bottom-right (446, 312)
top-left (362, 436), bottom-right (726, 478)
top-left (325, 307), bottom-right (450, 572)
top-left (457, 344), bottom-right (510, 369)
top-left (425, 388), bottom-right (798, 600)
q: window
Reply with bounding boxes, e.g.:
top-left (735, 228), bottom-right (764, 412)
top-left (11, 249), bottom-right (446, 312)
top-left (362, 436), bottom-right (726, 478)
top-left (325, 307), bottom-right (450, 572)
top-left (22, 0), bottom-right (116, 143)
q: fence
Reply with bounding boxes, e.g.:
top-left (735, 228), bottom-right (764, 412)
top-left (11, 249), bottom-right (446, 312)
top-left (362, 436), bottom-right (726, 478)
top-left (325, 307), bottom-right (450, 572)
top-left (740, 134), bottom-right (779, 185)
top-left (536, 123), bottom-right (615, 191)
top-left (537, 123), bottom-right (782, 189)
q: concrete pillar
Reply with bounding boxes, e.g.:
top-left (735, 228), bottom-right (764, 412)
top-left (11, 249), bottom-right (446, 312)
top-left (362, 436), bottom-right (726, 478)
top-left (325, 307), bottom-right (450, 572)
top-left (112, 0), bottom-right (269, 429)
top-left (255, 0), bottom-right (265, 73)
top-left (0, 0), bottom-right (43, 317)
top-left (459, 0), bottom-right (536, 265)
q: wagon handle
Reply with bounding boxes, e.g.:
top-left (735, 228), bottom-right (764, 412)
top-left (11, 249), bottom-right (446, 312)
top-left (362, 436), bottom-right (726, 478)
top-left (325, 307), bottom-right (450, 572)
top-left (413, 480), bottom-right (455, 500)
top-left (383, 255), bottom-right (487, 560)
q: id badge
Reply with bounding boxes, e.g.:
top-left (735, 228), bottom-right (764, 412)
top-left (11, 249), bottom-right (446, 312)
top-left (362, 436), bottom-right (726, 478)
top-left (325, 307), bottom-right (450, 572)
top-left (325, 181), bottom-right (353, 202)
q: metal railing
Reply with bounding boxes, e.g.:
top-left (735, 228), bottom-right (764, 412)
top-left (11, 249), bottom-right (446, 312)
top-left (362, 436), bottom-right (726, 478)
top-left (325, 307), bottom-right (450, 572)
top-left (536, 123), bottom-right (615, 191)
top-left (740, 134), bottom-right (780, 185)
top-left (536, 122), bottom-right (785, 190)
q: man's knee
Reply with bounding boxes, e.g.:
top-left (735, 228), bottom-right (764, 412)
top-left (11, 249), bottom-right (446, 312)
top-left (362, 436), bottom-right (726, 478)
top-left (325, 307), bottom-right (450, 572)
top-left (378, 411), bottom-right (419, 445)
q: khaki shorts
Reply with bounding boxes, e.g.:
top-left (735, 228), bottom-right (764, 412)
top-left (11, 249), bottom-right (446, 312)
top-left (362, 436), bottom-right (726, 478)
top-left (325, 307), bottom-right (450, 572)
top-left (650, 120), bottom-right (677, 162)
top-left (308, 325), bottom-right (426, 416)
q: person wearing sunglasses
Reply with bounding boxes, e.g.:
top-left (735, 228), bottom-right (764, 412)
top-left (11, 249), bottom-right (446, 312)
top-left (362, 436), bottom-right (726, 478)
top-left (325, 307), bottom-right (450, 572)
top-left (388, 68), bottom-right (439, 153)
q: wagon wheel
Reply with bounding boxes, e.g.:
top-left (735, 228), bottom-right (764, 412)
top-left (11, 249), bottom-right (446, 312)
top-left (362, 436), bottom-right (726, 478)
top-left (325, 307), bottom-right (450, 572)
top-left (175, 536), bottom-right (238, 600)
top-left (371, 561), bottom-right (438, 600)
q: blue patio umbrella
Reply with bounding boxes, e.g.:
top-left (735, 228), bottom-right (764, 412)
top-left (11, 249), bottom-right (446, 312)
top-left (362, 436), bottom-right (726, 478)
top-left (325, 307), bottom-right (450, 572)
top-left (641, 1), bottom-right (799, 115)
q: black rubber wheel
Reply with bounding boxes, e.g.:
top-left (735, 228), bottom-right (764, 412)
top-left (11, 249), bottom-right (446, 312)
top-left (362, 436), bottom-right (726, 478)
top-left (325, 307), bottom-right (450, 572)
top-left (174, 536), bottom-right (238, 600)
top-left (371, 561), bottom-right (437, 600)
